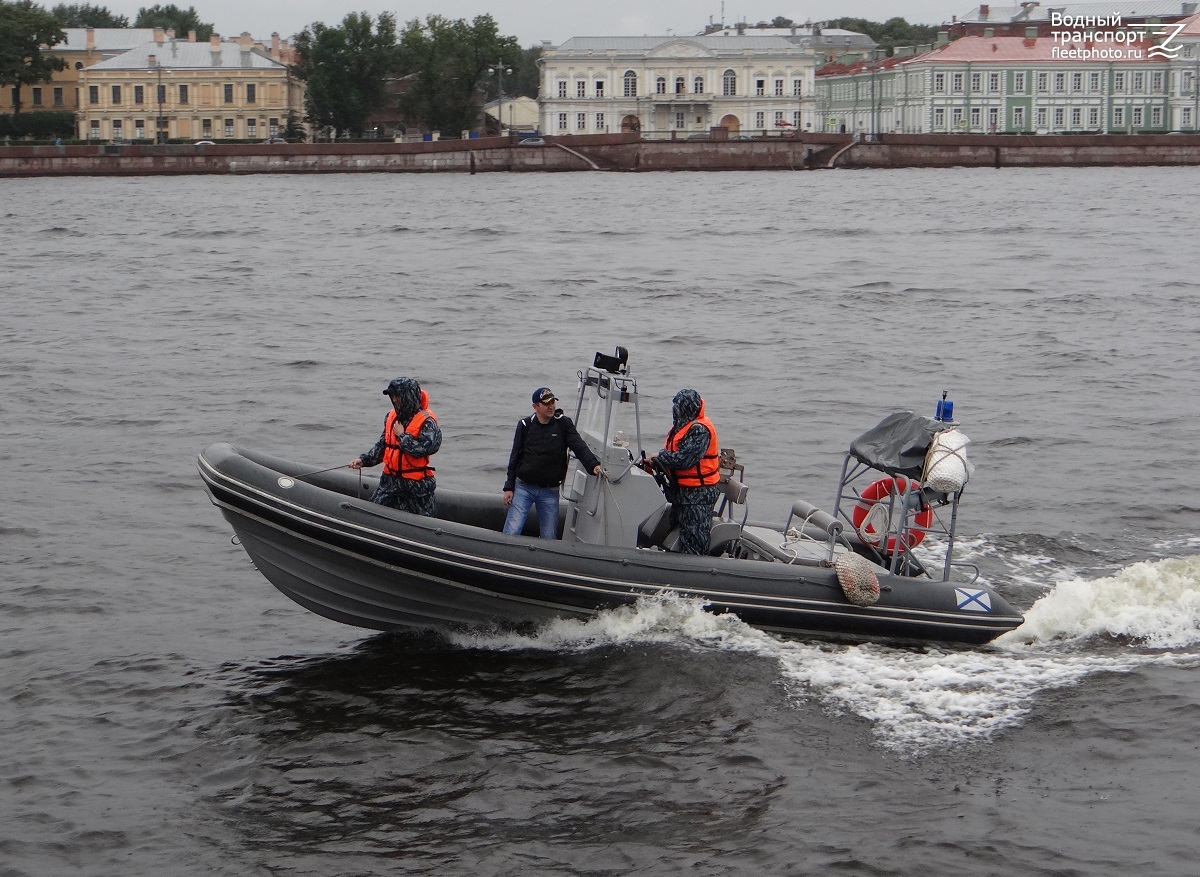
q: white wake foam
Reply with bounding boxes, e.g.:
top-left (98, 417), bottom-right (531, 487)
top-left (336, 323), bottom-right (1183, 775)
top-left (999, 555), bottom-right (1200, 648)
top-left (448, 557), bottom-right (1200, 755)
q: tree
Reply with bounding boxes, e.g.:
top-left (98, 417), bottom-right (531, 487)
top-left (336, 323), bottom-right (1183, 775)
top-left (50, 2), bottom-right (128, 26)
top-left (511, 44), bottom-right (542, 99)
top-left (0, 0), bottom-right (67, 114)
top-left (826, 17), bottom-right (941, 54)
top-left (396, 14), bottom-right (520, 136)
top-left (770, 16), bottom-right (795, 27)
top-left (293, 12), bottom-right (399, 138)
top-left (134, 4), bottom-right (213, 40)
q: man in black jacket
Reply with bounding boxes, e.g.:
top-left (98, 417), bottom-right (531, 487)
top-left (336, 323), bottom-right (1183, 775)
top-left (502, 387), bottom-right (602, 538)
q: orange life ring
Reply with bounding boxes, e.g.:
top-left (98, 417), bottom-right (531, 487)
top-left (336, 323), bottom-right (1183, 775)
top-left (851, 476), bottom-right (933, 553)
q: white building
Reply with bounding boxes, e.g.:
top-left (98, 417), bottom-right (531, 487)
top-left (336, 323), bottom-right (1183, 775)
top-left (537, 36), bottom-right (819, 137)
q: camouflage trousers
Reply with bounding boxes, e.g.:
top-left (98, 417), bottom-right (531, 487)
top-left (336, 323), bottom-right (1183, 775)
top-left (668, 485), bottom-right (720, 555)
top-left (371, 474), bottom-right (437, 517)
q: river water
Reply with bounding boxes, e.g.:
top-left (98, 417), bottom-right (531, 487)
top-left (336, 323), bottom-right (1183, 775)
top-left (2, 167), bottom-right (1199, 876)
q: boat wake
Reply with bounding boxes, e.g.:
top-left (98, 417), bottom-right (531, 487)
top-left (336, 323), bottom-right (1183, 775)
top-left (450, 556), bottom-right (1200, 755)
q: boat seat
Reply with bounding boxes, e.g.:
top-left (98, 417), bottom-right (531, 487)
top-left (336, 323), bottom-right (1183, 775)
top-left (737, 526), bottom-right (853, 565)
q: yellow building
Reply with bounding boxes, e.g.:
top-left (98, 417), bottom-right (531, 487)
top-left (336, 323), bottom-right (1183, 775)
top-left (2, 27), bottom-right (155, 115)
top-left (76, 31), bottom-right (304, 142)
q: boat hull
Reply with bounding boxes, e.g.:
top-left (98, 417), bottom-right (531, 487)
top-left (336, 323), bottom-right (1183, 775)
top-left (198, 443), bottom-right (1024, 645)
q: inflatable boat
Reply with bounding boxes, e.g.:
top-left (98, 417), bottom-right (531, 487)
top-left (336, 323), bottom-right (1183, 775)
top-left (197, 349), bottom-right (1023, 645)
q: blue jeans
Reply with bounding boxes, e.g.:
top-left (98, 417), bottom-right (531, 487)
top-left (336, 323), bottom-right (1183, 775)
top-left (503, 480), bottom-right (560, 539)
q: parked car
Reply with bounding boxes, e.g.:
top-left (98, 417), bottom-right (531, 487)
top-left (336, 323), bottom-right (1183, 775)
top-left (194, 140), bottom-right (216, 146)
top-left (518, 137), bottom-right (546, 146)
top-left (264, 137), bottom-right (287, 144)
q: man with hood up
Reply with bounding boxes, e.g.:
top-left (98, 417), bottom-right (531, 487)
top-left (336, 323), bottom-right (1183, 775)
top-left (349, 376), bottom-right (442, 516)
top-left (649, 388), bottom-right (722, 555)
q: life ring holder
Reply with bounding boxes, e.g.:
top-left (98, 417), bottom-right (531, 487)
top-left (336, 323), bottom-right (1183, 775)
top-left (851, 476), bottom-right (933, 554)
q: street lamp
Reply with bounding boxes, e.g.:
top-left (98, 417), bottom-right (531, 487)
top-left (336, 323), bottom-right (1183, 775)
top-left (488, 61), bottom-right (512, 136)
top-left (155, 60), bottom-right (167, 144)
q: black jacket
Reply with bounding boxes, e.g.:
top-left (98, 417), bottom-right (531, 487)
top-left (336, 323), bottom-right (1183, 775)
top-left (504, 412), bottom-right (601, 491)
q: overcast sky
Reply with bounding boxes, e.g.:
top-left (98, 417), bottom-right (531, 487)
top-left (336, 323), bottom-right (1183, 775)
top-left (98, 1), bottom-right (966, 45)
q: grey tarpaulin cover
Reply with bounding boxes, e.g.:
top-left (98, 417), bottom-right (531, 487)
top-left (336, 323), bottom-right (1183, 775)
top-left (847, 411), bottom-right (943, 479)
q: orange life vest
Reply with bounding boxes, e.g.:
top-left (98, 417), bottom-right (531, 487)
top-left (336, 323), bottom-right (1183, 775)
top-left (382, 399), bottom-right (437, 480)
top-left (665, 412), bottom-right (720, 488)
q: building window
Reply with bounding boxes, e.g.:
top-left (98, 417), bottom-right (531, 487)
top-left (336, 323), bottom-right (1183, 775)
top-left (112, 119), bottom-right (122, 138)
top-left (1114, 71), bottom-right (1126, 91)
top-left (1071, 72), bottom-right (1082, 92)
top-left (111, 85), bottom-right (121, 104)
top-left (1071, 107), bottom-right (1081, 127)
top-left (1089, 72), bottom-right (1100, 92)
top-left (157, 84), bottom-right (165, 105)
top-left (1054, 72), bottom-right (1065, 91)
top-left (134, 119), bottom-right (144, 138)
top-left (1014, 72), bottom-right (1025, 92)
top-left (754, 78), bottom-right (765, 96)
top-left (1132, 71), bottom-right (1144, 92)
top-left (224, 118), bottom-right (234, 137)
top-left (1132, 107), bottom-right (1143, 127)
top-left (988, 106), bottom-right (999, 130)
top-left (952, 72), bottom-right (963, 92)
top-left (694, 76), bottom-right (704, 93)
top-left (224, 83), bottom-right (234, 103)
top-left (934, 72), bottom-right (945, 93)
top-left (576, 112), bottom-right (585, 130)
top-left (774, 110), bottom-right (784, 125)
top-left (201, 118), bottom-right (212, 136)
top-left (952, 107), bottom-right (964, 129)
top-left (988, 72), bottom-right (1000, 92)
top-left (89, 119), bottom-right (99, 138)
top-left (1013, 106), bottom-right (1025, 128)
top-left (134, 85), bottom-right (144, 104)
top-left (595, 80), bottom-right (604, 97)
top-left (1088, 107), bottom-right (1099, 127)
top-left (53, 86), bottom-right (63, 106)
top-left (1113, 106), bottom-right (1125, 126)
top-left (655, 76), bottom-right (666, 94)
top-left (557, 112), bottom-right (567, 129)
top-left (31, 87), bottom-right (42, 106)
top-left (970, 72), bottom-right (981, 92)
top-left (576, 79), bottom-right (586, 98)
top-left (723, 69), bottom-right (736, 96)
top-left (793, 110), bottom-right (801, 127)
top-left (1036, 107), bottom-right (1047, 127)
top-left (1036, 72), bottom-right (1047, 92)
top-left (247, 118), bottom-right (257, 137)
top-left (595, 112), bottom-right (604, 130)
top-left (1053, 107), bottom-right (1064, 127)
top-left (934, 107), bottom-right (945, 129)
top-left (1184, 70), bottom-right (1195, 94)
top-left (623, 71), bottom-right (636, 97)
top-left (1183, 106), bottom-right (1193, 128)
top-left (89, 85), bottom-right (99, 104)
top-left (970, 106), bottom-right (981, 127)
top-left (178, 84), bottom-right (188, 104)
top-left (672, 76), bottom-right (682, 94)
top-left (792, 78), bottom-right (802, 96)
top-left (269, 117), bottom-right (279, 135)
top-left (755, 111), bottom-right (764, 128)
top-left (557, 80), bottom-right (567, 98)
top-left (1152, 71), bottom-right (1163, 93)
top-left (246, 84), bottom-right (256, 103)
top-left (1151, 106), bottom-right (1162, 126)
top-left (774, 78), bottom-right (784, 96)
top-left (675, 111), bottom-right (684, 129)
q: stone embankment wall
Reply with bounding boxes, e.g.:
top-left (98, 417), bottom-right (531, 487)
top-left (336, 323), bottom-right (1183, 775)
top-left (3, 132), bottom-right (1200, 177)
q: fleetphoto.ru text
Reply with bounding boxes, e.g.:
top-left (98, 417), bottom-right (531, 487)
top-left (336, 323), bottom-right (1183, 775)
top-left (1049, 12), bottom-right (1186, 60)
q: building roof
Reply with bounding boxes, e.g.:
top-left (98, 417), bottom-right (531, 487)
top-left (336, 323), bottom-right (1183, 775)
top-left (552, 35), bottom-right (805, 53)
top-left (956, 2), bottom-right (1198, 22)
top-left (700, 25), bottom-right (877, 47)
top-left (86, 39), bottom-right (287, 70)
top-left (56, 28), bottom-right (157, 52)
top-left (1179, 10), bottom-right (1200, 31)
top-left (916, 33), bottom-right (1167, 63)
